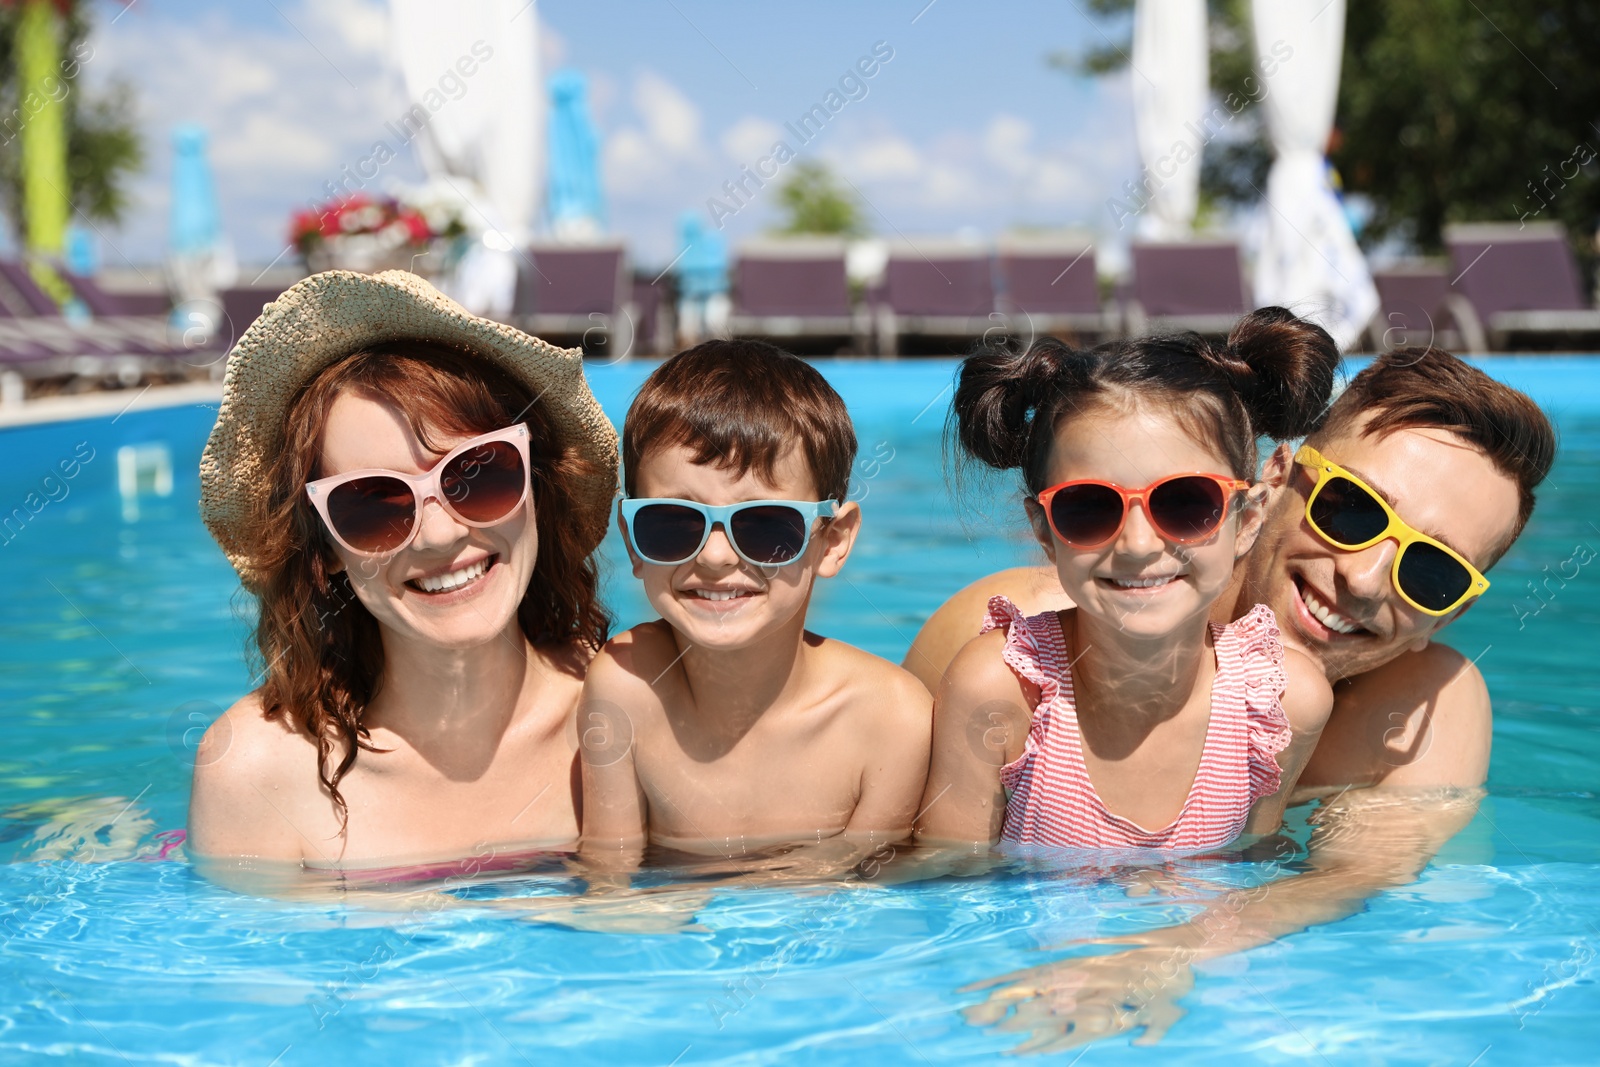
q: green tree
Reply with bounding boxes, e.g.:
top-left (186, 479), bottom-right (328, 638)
top-left (1336, 1), bottom-right (1599, 266)
top-left (774, 160), bottom-right (866, 237)
top-left (0, 1), bottom-right (143, 242)
top-left (1056, 1), bottom-right (1600, 283)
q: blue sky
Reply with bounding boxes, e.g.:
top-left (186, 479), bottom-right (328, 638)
top-left (76, 0), bottom-right (1140, 270)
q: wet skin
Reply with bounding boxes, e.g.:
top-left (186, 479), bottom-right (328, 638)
top-left (189, 392), bottom-right (588, 875)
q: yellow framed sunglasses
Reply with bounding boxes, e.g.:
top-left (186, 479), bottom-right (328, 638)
top-left (1294, 445), bottom-right (1490, 616)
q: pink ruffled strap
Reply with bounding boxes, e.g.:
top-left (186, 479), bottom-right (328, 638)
top-left (979, 595), bottom-right (1058, 702)
top-left (1229, 603), bottom-right (1293, 802)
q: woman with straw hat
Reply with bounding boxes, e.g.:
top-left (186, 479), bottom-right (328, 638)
top-left (187, 270), bottom-right (617, 880)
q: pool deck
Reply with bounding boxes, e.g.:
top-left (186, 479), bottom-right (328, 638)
top-left (0, 352), bottom-right (1595, 433)
top-left (0, 381), bottom-right (223, 430)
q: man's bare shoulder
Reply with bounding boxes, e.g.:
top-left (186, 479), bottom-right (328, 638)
top-left (1280, 646), bottom-right (1335, 735)
top-left (1307, 643), bottom-right (1491, 790)
top-left (903, 565), bottom-right (1068, 691)
top-left (941, 565), bottom-right (1068, 621)
top-left (1337, 642), bottom-right (1489, 725)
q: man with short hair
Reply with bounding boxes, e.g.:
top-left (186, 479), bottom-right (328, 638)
top-left (905, 347), bottom-right (1556, 1050)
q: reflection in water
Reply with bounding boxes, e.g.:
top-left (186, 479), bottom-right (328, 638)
top-left (958, 787), bottom-right (1484, 1054)
top-left (5, 789), bottom-right (1484, 1053)
top-left (3, 794), bottom-right (165, 862)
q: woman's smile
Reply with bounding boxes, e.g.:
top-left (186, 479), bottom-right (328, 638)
top-left (403, 552), bottom-right (499, 598)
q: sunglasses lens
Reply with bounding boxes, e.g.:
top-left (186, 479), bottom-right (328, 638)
top-left (631, 503), bottom-right (708, 563)
top-left (1309, 476), bottom-right (1389, 546)
top-left (1049, 483), bottom-right (1126, 546)
top-left (1397, 541), bottom-right (1475, 613)
top-left (729, 505), bottom-right (810, 564)
top-left (326, 476), bottom-right (416, 554)
top-left (1149, 476), bottom-right (1229, 541)
top-left (440, 440), bottom-right (527, 524)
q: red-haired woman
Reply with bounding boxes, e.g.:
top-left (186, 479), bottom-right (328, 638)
top-left (187, 271), bottom-right (617, 881)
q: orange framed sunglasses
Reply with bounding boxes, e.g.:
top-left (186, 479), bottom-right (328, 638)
top-left (1034, 472), bottom-right (1250, 549)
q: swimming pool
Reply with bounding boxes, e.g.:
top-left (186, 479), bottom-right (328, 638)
top-left (1, 359), bottom-right (1596, 1064)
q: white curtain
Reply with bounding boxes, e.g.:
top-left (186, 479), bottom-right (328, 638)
top-left (1250, 0), bottom-right (1377, 351)
top-left (389, 0), bottom-right (541, 317)
top-left (1131, 0), bottom-right (1208, 239)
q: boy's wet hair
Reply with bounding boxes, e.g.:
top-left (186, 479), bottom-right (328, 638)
top-left (624, 339), bottom-right (857, 502)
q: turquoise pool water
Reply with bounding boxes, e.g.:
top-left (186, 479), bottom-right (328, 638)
top-left (1, 359), bottom-right (1597, 1064)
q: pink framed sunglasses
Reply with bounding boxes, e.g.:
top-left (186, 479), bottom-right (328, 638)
top-left (305, 424), bottom-right (531, 557)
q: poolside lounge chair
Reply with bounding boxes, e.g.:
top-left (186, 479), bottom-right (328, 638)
top-left (521, 242), bottom-right (634, 360)
top-left (1367, 261), bottom-right (1486, 354)
top-left (218, 285), bottom-right (294, 350)
top-left (0, 261), bottom-right (166, 379)
top-left (1444, 222), bottom-right (1600, 351)
top-left (726, 238), bottom-right (867, 353)
top-left (630, 271), bottom-right (675, 357)
top-left (0, 259), bottom-right (186, 359)
top-left (876, 241), bottom-right (995, 357)
top-left (1125, 239), bottom-right (1248, 338)
top-left (995, 234), bottom-right (1114, 344)
top-left (62, 269), bottom-right (170, 318)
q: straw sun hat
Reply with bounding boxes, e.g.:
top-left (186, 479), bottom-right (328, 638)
top-left (200, 269), bottom-right (618, 592)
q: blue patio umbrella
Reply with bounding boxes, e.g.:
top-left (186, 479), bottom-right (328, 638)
top-left (675, 211), bottom-right (727, 299)
top-left (169, 124), bottom-right (223, 257)
top-left (546, 70), bottom-right (605, 236)
top-left (167, 123), bottom-right (235, 342)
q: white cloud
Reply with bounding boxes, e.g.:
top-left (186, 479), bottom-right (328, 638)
top-left (600, 70), bottom-right (718, 239)
top-left (196, 55), bottom-right (278, 108)
top-left (212, 112), bottom-right (341, 173)
top-left (602, 127), bottom-right (662, 195)
top-left (848, 134), bottom-right (921, 182)
top-left (302, 0), bottom-right (393, 60)
top-left (919, 161), bottom-right (982, 208)
top-left (84, 0), bottom-right (420, 263)
top-left (1026, 158), bottom-right (1097, 204)
top-left (721, 116), bottom-right (783, 165)
top-left (538, 16), bottom-right (567, 72)
top-left (632, 70), bottom-right (701, 157)
top-left (984, 114), bottom-right (1034, 177)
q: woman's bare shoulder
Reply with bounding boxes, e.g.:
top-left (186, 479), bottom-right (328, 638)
top-left (198, 693), bottom-right (315, 771)
top-left (188, 693), bottom-right (323, 860)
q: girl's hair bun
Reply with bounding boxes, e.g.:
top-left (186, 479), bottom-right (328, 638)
top-left (1214, 306), bottom-right (1340, 439)
top-left (953, 337), bottom-right (1083, 471)
top-left (948, 306), bottom-right (1340, 494)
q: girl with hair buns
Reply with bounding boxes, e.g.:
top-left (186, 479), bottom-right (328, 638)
top-left (917, 308), bottom-right (1338, 852)
top-left (187, 270), bottom-right (618, 881)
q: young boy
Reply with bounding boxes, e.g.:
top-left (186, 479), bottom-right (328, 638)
top-left (579, 340), bottom-right (932, 871)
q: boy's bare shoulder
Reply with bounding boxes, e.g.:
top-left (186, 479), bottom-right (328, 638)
top-left (809, 634), bottom-right (932, 725)
top-left (586, 621), bottom-right (678, 698)
top-left (597, 620), bottom-right (679, 664)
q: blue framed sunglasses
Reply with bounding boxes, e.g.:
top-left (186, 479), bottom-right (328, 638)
top-left (619, 498), bottom-right (838, 567)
